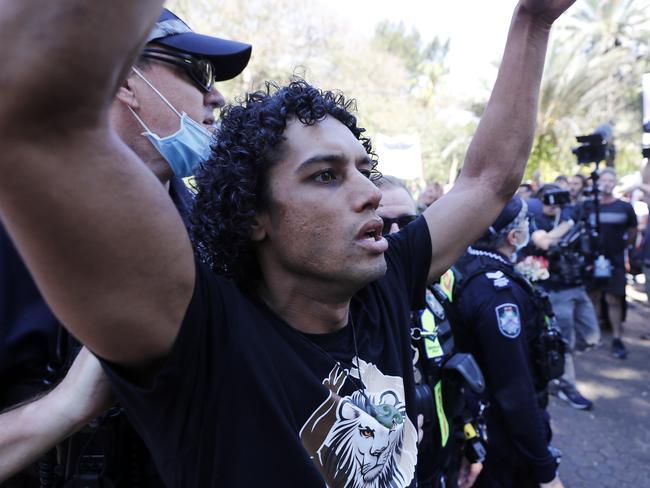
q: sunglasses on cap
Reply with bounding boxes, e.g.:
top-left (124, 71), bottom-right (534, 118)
top-left (381, 215), bottom-right (417, 235)
top-left (142, 48), bottom-right (215, 92)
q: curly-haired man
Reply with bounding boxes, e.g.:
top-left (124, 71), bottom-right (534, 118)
top-left (0, 1), bottom-right (574, 487)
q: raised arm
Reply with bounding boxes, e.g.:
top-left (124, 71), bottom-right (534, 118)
top-left (0, 1), bottom-right (195, 367)
top-left (0, 349), bottom-right (113, 483)
top-left (424, 0), bottom-right (576, 282)
top-left (531, 220), bottom-right (573, 250)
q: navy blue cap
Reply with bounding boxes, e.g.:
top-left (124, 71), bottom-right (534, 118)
top-left (146, 9), bottom-right (252, 82)
top-left (487, 196), bottom-right (527, 235)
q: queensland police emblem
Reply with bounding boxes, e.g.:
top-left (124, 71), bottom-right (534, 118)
top-left (495, 303), bottom-right (521, 338)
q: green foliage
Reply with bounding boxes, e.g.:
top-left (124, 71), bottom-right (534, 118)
top-left (373, 21), bottom-right (449, 107)
top-left (166, 0), bottom-right (468, 184)
top-left (531, 0), bottom-right (650, 179)
top-left (166, 0), bottom-right (650, 185)
top-left (374, 21), bottom-right (449, 77)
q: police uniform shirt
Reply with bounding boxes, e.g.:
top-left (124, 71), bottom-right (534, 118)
top-left (0, 223), bottom-right (61, 408)
top-left (455, 250), bottom-right (556, 484)
top-left (0, 177), bottom-right (194, 410)
top-left (99, 216), bottom-right (432, 488)
top-left (413, 287), bottom-right (458, 485)
top-left (0, 177), bottom-right (194, 485)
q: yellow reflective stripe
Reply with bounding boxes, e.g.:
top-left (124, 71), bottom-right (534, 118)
top-left (439, 270), bottom-right (455, 302)
top-left (421, 309), bottom-right (443, 359)
top-left (434, 381), bottom-right (449, 447)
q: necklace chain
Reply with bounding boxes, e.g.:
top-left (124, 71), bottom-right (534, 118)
top-left (283, 310), bottom-right (367, 394)
top-left (349, 313), bottom-right (366, 392)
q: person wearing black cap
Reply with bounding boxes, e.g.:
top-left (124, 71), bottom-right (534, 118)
top-left (0, 8), bottom-right (250, 486)
top-left (449, 197), bottom-right (564, 488)
top-left (116, 8), bottom-right (251, 184)
top-left (377, 176), bottom-right (485, 488)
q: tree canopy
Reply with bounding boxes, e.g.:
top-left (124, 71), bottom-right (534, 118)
top-left (167, 0), bottom-right (650, 185)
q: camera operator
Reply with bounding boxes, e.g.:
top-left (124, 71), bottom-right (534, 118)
top-left (568, 174), bottom-right (587, 207)
top-left (450, 197), bottom-right (564, 488)
top-left (377, 176), bottom-right (484, 488)
top-left (527, 184), bottom-right (600, 410)
top-left (586, 168), bottom-right (637, 359)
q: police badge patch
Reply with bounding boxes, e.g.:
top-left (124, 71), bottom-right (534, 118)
top-left (495, 303), bottom-right (521, 338)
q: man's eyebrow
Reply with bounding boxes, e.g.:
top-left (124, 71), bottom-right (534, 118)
top-left (296, 153), bottom-right (374, 172)
top-left (296, 153), bottom-right (347, 172)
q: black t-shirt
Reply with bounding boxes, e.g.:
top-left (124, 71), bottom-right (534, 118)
top-left (589, 199), bottom-right (637, 267)
top-left (100, 216), bottom-right (432, 487)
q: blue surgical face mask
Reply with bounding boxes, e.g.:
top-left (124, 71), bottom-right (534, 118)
top-left (129, 67), bottom-right (212, 178)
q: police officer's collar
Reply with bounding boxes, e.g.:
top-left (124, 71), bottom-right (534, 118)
top-left (468, 246), bottom-right (512, 267)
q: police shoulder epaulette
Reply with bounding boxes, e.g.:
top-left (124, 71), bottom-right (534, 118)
top-left (484, 270), bottom-right (511, 290)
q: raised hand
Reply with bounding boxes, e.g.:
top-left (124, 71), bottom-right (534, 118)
top-left (519, 0), bottom-right (578, 26)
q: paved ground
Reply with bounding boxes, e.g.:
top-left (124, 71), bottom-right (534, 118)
top-left (548, 281), bottom-right (650, 487)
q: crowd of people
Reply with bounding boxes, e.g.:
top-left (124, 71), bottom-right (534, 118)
top-left (1, 0), bottom-right (646, 487)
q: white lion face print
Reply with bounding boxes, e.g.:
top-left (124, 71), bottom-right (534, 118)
top-left (299, 359), bottom-right (417, 488)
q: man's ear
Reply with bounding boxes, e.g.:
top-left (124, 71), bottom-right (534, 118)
top-left (250, 213), bottom-right (268, 242)
top-left (506, 228), bottom-right (518, 247)
top-left (115, 73), bottom-right (140, 110)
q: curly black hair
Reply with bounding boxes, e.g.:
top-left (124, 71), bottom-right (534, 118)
top-left (190, 79), bottom-right (378, 288)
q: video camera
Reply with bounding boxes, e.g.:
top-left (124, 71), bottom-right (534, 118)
top-left (536, 187), bottom-right (590, 285)
top-left (572, 124), bottom-right (615, 166)
top-left (546, 220), bottom-right (594, 285)
top-left (542, 189), bottom-right (571, 206)
top-left (552, 126), bottom-right (615, 282)
top-left (572, 133), bottom-right (607, 165)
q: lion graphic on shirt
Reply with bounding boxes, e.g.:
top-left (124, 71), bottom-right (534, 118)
top-left (300, 360), bottom-right (417, 488)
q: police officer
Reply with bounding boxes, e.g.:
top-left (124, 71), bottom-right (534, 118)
top-left (0, 9), bottom-right (251, 487)
top-left (377, 176), bottom-right (485, 488)
top-left (450, 197), bottom-right (564, 488)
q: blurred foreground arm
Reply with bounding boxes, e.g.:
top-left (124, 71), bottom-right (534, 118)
top-left (0, 349), bottom-right (114, 483)
top-left (0, 0), bottom-right (195, 367)
top-left (424, 0), bottom-right (576, 281)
